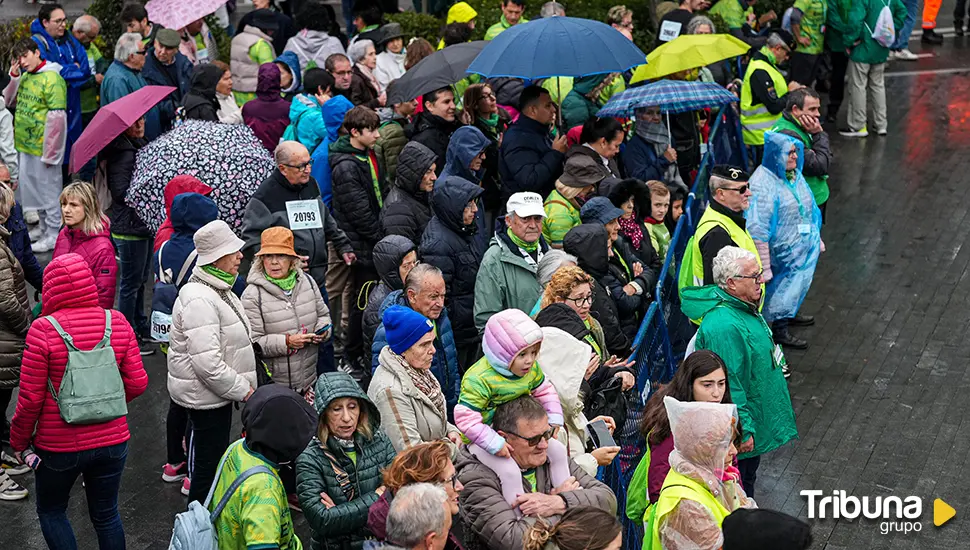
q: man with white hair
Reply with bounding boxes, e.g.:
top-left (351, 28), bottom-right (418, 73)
top-left (101, 32), bottom-right (163, 140)
top-left (384, 483), bottom-right (452, 550)
top-left (680, 246), bottom-right (796, 498)
top-left (72, 15), bottom-right (107, 180)
top-left (474, 192), bottom-right (550, 335)
top-left (540, 2), bottom-right (566, 17)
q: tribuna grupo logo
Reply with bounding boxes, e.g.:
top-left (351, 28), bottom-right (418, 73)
top-left (800, 490), bottom-right (955, 535)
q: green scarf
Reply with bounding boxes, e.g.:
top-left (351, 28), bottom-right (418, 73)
top-left (478, 114), bottom-right (500, 138)
top-left (202, 265), bottom-right (236, 286)
top-left (760, 46), bottom-right (778, 67)
top-left (266, 269), bottom-right (298, 291)
top-left (507, 228), bottom-right (538, 252)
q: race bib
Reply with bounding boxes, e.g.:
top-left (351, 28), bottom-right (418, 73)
top-left (197, 48), bottom-right (209, 63)
top-left (151, 310), bottom-right (172, 342)
top-left (659, 20), bottom-right (683, 42)
top-left (798, 223), bottom-right (811, 235)
top-left (286, 200), bottom-right (324, 230)
top-left (87, 53), bottom-right (96, 75)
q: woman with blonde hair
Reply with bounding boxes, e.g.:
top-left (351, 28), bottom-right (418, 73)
top-left (53, 182), bottom-right (117, 309)
top-left (524, 507), bottom-right (622, 550)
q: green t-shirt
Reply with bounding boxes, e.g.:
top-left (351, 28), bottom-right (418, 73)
top-left (14, 67), bottom-right (67, 157)
top-left (458, 356), bottom-right (545, 426)
top-left (210, 441), bottom-right (302, 550)
top-left (709, 0), bottom-right (754, 30)
top-left (793, 0), bottom-right (828, 54)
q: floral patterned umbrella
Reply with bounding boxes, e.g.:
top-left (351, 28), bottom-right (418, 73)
top-left (126, 120), bottom-right (274, 235)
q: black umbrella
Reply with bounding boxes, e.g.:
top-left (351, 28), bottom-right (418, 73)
top-left (386, 41), bottom-right (487, 106)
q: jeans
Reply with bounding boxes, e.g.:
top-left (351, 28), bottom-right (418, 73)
top-left (187, 404), bottom-right (233, 504)
top-left (35, 442), bottom-right (129, 550)
top-left (737, 454), bottom-right (761, 498)
top-left (892, 0), bottom-right (920, 49)
top-left (113, 236), bottom-right (152, 336)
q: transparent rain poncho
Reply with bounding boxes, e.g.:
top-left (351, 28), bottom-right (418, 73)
top-left (658, 396), bottom-right (755, 550)
top-left (745, 131), bottom-right (823, 323)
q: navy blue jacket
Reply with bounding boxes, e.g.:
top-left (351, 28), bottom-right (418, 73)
top-left (622, 133), bottom-right (675, 183)
top-left (372, 290), bottom-right (461, 412)
top-left (141, 49), bottom-right (193, 133)
top-left (498, 115), bottom-right (565, 204)
top-left (438, 126), bottom-right (492, 251)
top-left (4, 203), bottom-right (43, 292)
top-left (30, 19), bottom-right (89, 164)
top-left (419, 176), bottom-right (486, 348)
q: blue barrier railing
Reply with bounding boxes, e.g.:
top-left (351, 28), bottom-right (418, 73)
top-left (603, 104), bottom-right (747, 550)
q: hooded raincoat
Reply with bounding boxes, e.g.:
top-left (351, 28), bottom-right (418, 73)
top-left (275, 51), bottom-right (303, 97)
top-left (243, 63), bottom-right (292, 151)
top-left (651, 397), bottom-right (753, 550)
top-left (380, 141), bottom-right (436, 244)
top-left (153, 175), bottom-right (214, 252)
top-left (309, 96), bottom-right (355, 208)
top-left (30, 19), bottom-right (88, 164)
top-left (420, 176), bottom-right (487, 348)
top-left (296, 372), bottom-right (397, 550)
top-left (438, 126), bottom-right (492, 250)
top-left (182, 64), bottom-right (224, 122)
top-left (680, 284), bottom-right (797, 460)
top-left (363, 235), bottom-right (415, 354)
top-left (745, 131), bottom-right (822, 323)
top-left (285, 29), bottom-right (346, 73)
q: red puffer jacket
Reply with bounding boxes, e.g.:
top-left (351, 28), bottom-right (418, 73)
top-left (9, 253), bottom-right (148, 454)
top-left (53, 225), bottom-right (118, 309)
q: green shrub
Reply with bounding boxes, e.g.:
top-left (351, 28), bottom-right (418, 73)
top-left (206, 15), bottom-right (231, 63)
top-left (388, 11), bottom-right (444, 44)
top-left (0, 17), bottom-right (33, 63)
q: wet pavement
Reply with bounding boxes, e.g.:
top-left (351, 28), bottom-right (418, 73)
top-left (4, 8), bottom-right (970, 550)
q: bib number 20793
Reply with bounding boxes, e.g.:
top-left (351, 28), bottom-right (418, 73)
top-left (286, 200), bottom-right (324, 230)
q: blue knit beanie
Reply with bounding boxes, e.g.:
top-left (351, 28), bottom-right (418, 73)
top-left (383, 305), bottom-right (434, 354)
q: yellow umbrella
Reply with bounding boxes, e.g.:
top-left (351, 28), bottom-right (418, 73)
top-left (630, 34), bottom-right (751, 84)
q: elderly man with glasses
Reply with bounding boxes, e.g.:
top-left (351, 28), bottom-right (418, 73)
top-left (456, 395), bottom-right (616, 550)
top-left (681, 246), bottom-right (797, 499)
top-left (102, 33), bottom-right (163, 140)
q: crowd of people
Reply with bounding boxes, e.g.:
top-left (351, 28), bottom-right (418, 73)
top-left (0, 0), bottom-right (905, 547)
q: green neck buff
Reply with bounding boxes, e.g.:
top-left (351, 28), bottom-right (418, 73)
top-left (266, 269), bottom-right (298, 291)
top-left (507, 228), bottom-right (538, 252)
top-left (760, 46), bottom-right (778, 66)
top-left (202, 265), bottom-right (236, 286)
top-left (478, 113), bottom-right (500, 130)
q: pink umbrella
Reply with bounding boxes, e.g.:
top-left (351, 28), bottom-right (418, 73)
top-left (145, 0), bottom-right (227, 33)
top-left (69, 85), bottom-right (175, 174)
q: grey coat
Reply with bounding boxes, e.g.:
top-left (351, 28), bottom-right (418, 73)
top-left (0, 226), bottom-right (30, 388)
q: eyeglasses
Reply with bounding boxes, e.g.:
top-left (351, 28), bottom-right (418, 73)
top-left (332, 70), bottom-right (353, 77)
top-left (505, 428), bottom-right (555, 447)
top-left (721, 184), bottom-right (749, 194)
top-left (733, 269), bottom-right (764, 281)
top-left (481, 92), bottom-right (496, 100)
top-left (565, 294), bottom-right (593, 306)
top-left (283, 160), bottom-right (313, 171)
top-left (50, 18), bottom-right (67, 25)
top-left (788, 150), bottom-right (798, 157)
top-left (133, 50), bottom-right (147, 57)
top-left (440, 473), bottom-right (458, 488)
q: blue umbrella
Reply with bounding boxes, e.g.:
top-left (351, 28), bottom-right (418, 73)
top-left (466, 17), bottom-right (646, 79)
top-left (597, 79), bottom-right (737, 118)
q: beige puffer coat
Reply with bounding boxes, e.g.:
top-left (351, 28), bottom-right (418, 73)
top-left (167, 266), bottom-right (257, 410)
top-left (368, 346), bottom-right (460, 452)
top-left (0, 226), bottom-right (31, 388)
top-left (241, 260), bottom-right (330, 392)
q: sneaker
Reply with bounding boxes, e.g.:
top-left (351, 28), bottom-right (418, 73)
top-left (23, 210), bottom-right (39, 224)
top-left (181, 477), bottom-right (191, 496)
top-left (888, 50), bottom-right (898, 60)
top-left (162, 462), bottom-right (188, 483)
top-left (895, 48), bottom-right (919, 61)
top-left (138, 337), bottom-right (156, 356)
top-left (287, 493), bottom-right (302, 513)
top-left (0, 452), bottom-right (29, 476)
top-left (31, 234), bottom-right (56, 254)
top-left (839, 127), bottom-right (869, 138)
top-left (28, 225), bottom-right (44, 243)
top-left (921, 29), bottom-right (944, 44)
top-left (0, 470), bottom-right (28, 501)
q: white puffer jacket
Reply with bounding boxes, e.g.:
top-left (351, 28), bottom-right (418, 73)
top-left (538, 326), bottom-right (599, 476)
top-left (241, 260), bottom-right (330, 392)
top-left (167, 266), bottom-right (257, 410)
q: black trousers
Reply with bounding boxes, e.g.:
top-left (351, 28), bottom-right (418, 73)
top-left (166, 399), bottom-right (190, 465)
top-left (187, 404), bottom-right (233, 504)
top-left (828, 51), bottom-right (850, 119)
top-left (738, 455), bottom-right (762, 497)
top-left (0, 387), bottom-right (12, 446)
top-left (345, 264), bottom-right (379, 366)
top-left (790, 52), bottom-right (820, 87)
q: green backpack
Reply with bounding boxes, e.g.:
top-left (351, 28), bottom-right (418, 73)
top-left (45, 310), bottom-right (128, 425)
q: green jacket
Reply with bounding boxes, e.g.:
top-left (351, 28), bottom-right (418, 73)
top-left (680, 285), bottom-right (797, 459)
top-left (484, 14), bottom-right (528, 40)
top-left (561, 74), bottom-right (609, 130)
top-left (771, 114), bottom-right (829, 205)
top-left (709, 0), bottom-right (754, 29)
top-left (79, 43), bottom-right (108, 115)
top-left (825, 0), bottom-right (853, 51)
top-left (843, 0), bottom-right (907, 64)
top-left (473, 234), bottom-right (544, 334)
top-left (376, 119), bottom-right (407, 184)
top-left (296, 372), bottom-right (397, 550)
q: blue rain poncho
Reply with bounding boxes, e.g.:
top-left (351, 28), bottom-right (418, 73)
top-left (745, 131), bottom-right (822, 322)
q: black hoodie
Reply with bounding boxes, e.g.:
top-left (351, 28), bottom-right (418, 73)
top-left (182, 64), bottom-right (224, 122)
top-left (381, 141), bottom-right (436, 245)
top-left (363, 235), bottom-right (415, 354)
top-left (563, 225), bottom-right (631, 356)
top-left (242, 385), bottom-right (317, 465)
top-left (419, 176), bottom-right (486, 346)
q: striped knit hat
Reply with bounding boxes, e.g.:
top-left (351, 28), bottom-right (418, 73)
top-left (482, 309), bottom-right (544, 372)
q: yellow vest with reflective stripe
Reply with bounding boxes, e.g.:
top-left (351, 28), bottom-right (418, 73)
top-left (740, 58), bottom-right (788, 146)
top-left (649, 469), bottom-right (731, 550)
top-left (688, 206), bottom-right (761, 287)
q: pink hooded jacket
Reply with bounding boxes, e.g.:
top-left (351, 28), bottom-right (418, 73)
top-left (53, 224), bottom-right (117, 309)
